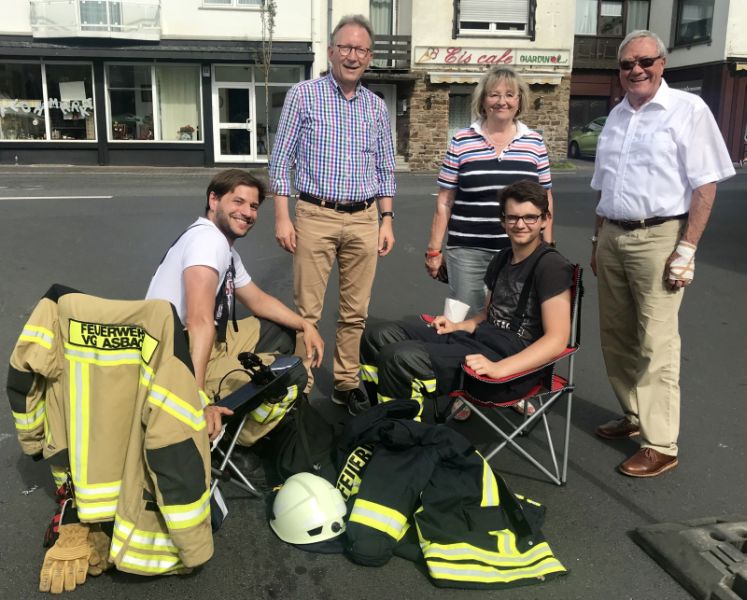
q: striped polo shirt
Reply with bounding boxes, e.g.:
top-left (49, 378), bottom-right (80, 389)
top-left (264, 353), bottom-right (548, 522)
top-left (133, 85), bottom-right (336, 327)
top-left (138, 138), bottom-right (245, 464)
top-left (437, 120), bottom-right (551, 251)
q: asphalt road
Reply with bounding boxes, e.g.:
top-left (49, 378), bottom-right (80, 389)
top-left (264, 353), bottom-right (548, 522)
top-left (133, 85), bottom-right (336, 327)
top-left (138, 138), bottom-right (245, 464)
top-left (1, 164), bottom-right (746, 600)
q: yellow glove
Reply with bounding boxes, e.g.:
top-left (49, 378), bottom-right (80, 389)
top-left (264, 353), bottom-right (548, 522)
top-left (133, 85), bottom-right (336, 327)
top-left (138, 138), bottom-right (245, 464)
top-left (39, 523), bottom-right (91, 594)
top-left (86, 524), bottom-right (114, 577)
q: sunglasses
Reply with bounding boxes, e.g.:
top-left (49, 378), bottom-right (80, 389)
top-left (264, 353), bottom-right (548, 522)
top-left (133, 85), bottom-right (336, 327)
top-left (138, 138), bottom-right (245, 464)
top-left (619, 55), bottom-right (661, 71)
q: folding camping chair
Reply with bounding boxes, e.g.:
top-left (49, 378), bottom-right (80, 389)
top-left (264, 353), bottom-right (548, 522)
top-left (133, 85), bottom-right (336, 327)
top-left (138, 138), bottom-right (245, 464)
top-left (433, 265), bottom-right (583, 486)
top-left (210, 352), bottom-right (307, 499)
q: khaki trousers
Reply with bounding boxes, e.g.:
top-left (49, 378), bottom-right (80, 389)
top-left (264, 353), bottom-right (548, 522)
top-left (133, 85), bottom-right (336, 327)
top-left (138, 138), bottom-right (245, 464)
top-left (597, 219), bottom-right (685, 456)
top-left (293, 199), bottom-right (379, 392)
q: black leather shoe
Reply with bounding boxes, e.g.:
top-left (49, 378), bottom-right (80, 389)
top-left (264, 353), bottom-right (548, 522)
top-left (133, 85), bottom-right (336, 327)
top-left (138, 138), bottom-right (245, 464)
top-left (332, 387), bottom-right (370, 416)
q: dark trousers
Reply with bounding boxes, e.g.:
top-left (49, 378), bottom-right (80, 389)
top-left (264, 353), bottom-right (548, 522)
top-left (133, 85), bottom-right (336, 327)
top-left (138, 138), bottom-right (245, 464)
top-left (360, 320), bottom-right (526, 408)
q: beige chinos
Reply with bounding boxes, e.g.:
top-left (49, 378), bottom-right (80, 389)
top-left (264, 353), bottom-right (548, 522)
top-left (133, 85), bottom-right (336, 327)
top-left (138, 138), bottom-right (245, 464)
top-left (596, 218), bottom-right (685, 457)
top-left (293, 199), bottom-right (380, 392)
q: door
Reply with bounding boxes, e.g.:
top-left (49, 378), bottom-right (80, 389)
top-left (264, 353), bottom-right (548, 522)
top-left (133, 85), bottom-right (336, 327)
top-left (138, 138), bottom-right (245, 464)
top-left (213, 83), bottom-right (255, 162)
top-left (367, 83), bottom-right (396, 147)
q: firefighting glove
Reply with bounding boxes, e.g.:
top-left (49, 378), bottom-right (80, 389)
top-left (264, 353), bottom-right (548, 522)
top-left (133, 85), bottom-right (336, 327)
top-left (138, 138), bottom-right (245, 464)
top-left (667, 241), bottom-right (696, 285)
top-left (39, 523), bottom-right (92, 594)
top-left (86, 524), bottom-right (114, 576)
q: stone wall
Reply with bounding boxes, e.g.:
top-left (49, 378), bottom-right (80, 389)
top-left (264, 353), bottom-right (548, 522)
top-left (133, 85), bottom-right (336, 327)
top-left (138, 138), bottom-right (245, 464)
top-left (404, 74), bottom-right (571, 172)
top-left (406, 76), bottom-right (450, 172)
top-left (523, 77), bottom-right (572, 161)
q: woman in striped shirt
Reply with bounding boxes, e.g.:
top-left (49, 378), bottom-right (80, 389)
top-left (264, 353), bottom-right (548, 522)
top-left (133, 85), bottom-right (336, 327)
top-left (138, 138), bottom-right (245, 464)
top-left (425, 66), bottom-right (554, 318)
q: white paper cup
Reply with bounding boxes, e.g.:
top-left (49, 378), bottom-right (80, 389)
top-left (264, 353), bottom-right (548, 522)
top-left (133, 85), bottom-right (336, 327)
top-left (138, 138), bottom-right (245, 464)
top-left (443, 297), bottom-right (471, 322)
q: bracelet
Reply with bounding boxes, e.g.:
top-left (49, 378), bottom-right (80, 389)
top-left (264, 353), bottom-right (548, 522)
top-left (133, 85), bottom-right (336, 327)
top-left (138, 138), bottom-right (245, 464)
top-left (425, 249), bottom-right (442, 258)
top-left (380, 211), bottom-right (394, 220)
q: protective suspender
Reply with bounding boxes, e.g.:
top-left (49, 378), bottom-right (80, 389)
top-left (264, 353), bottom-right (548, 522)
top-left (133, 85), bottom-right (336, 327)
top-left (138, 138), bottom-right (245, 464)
top-left (159, 223), bottom-right (238, 342)
top-left (490, 246), bottom-right (558, 335)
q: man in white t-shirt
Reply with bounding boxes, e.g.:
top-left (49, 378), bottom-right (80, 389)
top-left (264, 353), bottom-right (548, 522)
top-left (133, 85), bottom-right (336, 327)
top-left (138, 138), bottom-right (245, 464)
top-left (147, 169), bottom-right (324, 443)
top-left (590, 31), bottom-right (735, 477)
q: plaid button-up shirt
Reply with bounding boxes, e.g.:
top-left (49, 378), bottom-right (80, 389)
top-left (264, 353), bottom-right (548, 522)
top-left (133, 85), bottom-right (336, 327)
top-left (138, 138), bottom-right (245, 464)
top-left (269, 73), bottom-right (396, 202)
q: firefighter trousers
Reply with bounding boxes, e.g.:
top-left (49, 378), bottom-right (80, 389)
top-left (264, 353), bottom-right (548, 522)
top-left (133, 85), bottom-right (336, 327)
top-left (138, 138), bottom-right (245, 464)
top-left (360, 320), bottom-right (526, 416)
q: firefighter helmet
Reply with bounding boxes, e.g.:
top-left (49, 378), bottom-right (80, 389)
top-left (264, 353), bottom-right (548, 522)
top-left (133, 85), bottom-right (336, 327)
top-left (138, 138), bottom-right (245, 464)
top-left (270, 473), bottom-right (346, 544)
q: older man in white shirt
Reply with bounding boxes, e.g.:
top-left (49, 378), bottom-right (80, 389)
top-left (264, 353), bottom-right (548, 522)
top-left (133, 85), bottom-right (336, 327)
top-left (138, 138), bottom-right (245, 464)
top-left (590, 30), bottom-right (735, 478)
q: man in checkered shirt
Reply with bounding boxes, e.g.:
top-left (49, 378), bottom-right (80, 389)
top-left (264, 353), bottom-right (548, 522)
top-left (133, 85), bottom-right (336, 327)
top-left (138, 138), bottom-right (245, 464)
top-left (269, 14), bottom-right (396, 416)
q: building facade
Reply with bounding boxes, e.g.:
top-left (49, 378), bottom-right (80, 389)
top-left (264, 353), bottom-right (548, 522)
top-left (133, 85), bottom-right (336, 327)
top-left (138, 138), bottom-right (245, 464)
top-left (0, 0), bottom-right (316, 166)
top-left (364, 0), bottom-right (575, 171)
top-left (570, 0), bottom-right (747, 161)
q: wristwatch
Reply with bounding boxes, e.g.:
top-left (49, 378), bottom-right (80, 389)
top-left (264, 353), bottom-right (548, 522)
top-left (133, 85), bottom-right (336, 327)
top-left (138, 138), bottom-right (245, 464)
top-left (591, 235), bottom-right (599, 244)
top-left (380, 211), bottom-right (394, 220)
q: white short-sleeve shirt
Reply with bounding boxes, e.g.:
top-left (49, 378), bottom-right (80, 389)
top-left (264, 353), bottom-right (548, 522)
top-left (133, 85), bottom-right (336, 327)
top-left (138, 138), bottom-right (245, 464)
top-left (145, 217), bottom-right (251, 325)
top-left (591, 80), bottom-right (735, 220)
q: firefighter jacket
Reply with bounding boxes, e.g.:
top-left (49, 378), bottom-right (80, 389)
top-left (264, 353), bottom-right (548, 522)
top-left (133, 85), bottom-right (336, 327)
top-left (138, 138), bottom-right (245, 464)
top-left (335, 400), bottom-right (567, 589)
top-left (7, 285), bottom-right (213, 576)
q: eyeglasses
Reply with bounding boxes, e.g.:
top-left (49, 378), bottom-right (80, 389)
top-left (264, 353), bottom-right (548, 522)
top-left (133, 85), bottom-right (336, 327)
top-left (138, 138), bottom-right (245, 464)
top-left (335, 45), bottom-right (371, 59)
top-left (619, 55), bottom-right (661, 71)
top-left (486, 92), bottom-right (517, 101)
top-left (503, 214), bottom-right (543, 225)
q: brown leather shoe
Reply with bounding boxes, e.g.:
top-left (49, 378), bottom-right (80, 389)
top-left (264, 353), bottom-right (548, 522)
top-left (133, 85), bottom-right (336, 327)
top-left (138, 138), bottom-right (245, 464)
top-left (619, 448), bottom-right (678, 478)
top-left (596, 417), bottom-right (640, 440)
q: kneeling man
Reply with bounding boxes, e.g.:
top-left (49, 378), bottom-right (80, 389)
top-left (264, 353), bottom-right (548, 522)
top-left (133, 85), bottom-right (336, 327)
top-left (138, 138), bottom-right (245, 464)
top-left (361, 180), bottom-right (572, 418)
top-left (146, 169), bottom-right (324, 443)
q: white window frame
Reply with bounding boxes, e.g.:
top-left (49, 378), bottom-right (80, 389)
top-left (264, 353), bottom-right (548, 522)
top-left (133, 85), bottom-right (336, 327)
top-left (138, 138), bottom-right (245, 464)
top-left (0, 60), bottom-right (97, 143)
top-left (104, 62), bottom-right (204, 144)
top-left (212, 64), bottom-right (302, 163)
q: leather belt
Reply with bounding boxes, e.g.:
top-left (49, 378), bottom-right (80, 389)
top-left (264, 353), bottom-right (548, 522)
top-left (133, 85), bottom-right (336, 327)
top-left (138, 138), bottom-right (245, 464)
top-left (606, 213), bottom-right (688, 231)
top-left (299, 191), bottom-right (374, 213)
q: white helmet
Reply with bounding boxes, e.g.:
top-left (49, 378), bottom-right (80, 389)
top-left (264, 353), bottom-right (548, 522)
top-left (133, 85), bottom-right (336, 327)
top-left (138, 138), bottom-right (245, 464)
top-left (270, 473), bottom-right (347, 544)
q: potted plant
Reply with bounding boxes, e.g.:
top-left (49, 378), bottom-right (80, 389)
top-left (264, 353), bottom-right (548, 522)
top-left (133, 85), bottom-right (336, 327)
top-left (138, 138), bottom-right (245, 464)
top-left (178, 125), bottom-right (195, 140)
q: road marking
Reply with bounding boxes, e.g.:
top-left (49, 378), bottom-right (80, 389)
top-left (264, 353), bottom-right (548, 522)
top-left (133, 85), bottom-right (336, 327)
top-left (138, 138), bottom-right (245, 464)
top-left (0, 195), bottom-right (113, 201)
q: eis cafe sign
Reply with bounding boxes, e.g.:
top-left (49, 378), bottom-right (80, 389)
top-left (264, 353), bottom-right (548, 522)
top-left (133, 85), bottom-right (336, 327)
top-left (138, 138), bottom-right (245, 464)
top-left (415, 46), bottom-right (569, 67)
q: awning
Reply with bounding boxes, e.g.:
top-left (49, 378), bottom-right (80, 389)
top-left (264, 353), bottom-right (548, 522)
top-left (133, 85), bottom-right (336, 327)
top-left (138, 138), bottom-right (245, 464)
top-left (428, 71), bottom-right (564, 85)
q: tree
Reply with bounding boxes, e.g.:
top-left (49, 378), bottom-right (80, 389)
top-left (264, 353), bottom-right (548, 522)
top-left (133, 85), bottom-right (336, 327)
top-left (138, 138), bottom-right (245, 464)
top-left (257, 0), bottom-right (277, 158)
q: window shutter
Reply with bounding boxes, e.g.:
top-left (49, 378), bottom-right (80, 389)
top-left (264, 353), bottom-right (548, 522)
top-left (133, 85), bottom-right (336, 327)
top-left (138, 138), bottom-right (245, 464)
top-left (460, 0), bottom-right (529, 24)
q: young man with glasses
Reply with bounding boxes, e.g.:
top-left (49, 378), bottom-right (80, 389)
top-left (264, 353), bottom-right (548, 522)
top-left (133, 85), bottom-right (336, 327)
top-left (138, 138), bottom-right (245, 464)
top-left (269, 14), bottom-right (396, 416)
top-left (590, 30), bottom-right (734, 477)
top-left (360, 180), bottom-right (572, 420)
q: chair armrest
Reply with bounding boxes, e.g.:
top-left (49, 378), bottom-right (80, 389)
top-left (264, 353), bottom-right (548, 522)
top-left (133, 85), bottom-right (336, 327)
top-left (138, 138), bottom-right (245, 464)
top-left (461, 347), bottom-right (578, 384)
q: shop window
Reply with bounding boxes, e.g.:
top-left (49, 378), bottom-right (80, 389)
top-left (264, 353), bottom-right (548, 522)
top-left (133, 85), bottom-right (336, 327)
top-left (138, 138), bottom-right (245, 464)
top-left (108, 65), bottom-right (153, 140)
top-left (0, 62), bottom-right (95, 142)
top-left (673, 0), bottom-right (713, 46)
top-left (46, 64), bottom-right (96, 140)
top-left (456, 0), bottom-right (536, 39)
top-left (0, 63), bottom-right (46, 140)
top-left (107, 64), bottom-right (201, 142)
top-left (157, 66), bottom-right (201, 141)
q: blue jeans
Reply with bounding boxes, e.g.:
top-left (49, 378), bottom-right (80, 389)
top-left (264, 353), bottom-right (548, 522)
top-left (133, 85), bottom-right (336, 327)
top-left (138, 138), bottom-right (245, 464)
top-left (445, 246), bottom-right (496, 317)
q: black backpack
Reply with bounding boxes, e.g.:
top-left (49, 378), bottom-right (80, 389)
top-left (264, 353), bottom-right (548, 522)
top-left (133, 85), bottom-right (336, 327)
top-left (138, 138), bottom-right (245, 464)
top-left (255, 394), bottom-right (338, 487)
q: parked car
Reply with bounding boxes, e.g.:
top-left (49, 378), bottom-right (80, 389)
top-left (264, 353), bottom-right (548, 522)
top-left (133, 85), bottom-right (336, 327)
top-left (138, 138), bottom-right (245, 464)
top-left (568, 116), bottom-right (607, 158)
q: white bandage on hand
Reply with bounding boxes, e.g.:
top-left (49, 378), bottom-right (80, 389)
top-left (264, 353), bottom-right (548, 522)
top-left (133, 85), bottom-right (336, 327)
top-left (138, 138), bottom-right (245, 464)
top-left (668, 241), bottom-right (696, 284)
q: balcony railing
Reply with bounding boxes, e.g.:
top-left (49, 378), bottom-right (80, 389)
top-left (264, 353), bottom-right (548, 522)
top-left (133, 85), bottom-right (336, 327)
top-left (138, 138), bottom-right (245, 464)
top-left (372, 35), bottom-right (412, 70)
top-left (30, 0), bottom-right (161, 41)
top-left (573, 35), bottom-right (624, 69)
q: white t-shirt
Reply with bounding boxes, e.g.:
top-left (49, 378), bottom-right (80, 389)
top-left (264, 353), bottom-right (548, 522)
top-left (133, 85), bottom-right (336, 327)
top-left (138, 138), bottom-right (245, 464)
top-left (146, 217), bottom-right (251, 325)
top-left (591, 79), bottom-right (735, 220)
